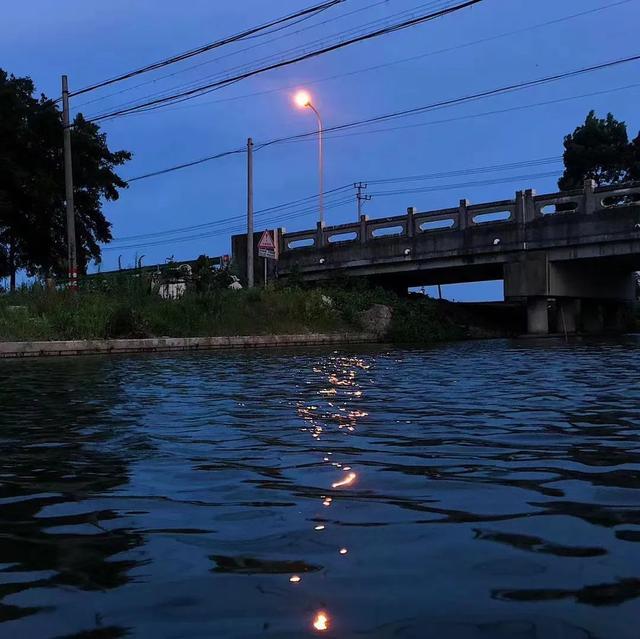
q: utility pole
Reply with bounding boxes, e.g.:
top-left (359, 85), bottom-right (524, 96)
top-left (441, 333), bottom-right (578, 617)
top-left (62, 75), bottom-right (77, 288)
top-left (246, 137), bottom-right (254, 288)
top-left (354, 182), bottom-right (371, 220)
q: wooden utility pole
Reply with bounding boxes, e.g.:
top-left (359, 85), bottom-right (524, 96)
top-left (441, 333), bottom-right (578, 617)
top-left (246, 137), bottom-right (254, 288)
top-left (62, 75), bottom-right (77, 288)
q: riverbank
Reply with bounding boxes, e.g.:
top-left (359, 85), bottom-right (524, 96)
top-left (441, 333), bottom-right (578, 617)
top-left (0, 278), bottom-right (521, 346)
top-left (0, 333), bottom-right (378, 359)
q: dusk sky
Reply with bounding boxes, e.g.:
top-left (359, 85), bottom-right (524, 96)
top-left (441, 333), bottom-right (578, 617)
top-left (3, 0), bottom-right (639, 299)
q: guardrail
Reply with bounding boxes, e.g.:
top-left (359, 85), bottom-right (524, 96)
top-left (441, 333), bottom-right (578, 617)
top-left (280, 179), bottom-right (640, 253)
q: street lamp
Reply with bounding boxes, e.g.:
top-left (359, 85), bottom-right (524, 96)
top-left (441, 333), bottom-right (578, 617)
top-left (294, 90), bottom-right (324, 225)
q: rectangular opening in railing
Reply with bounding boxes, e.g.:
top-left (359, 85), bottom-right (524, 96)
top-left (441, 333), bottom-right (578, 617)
top-left (471, 210), bottom-right (512, 224)
top-left (601, 193), bottom-right (640, 208)
top-left (419, 218), bottom-right (455, 232)
top-left (287, 237), bottom-right (315, 249)
top-left (371, 225), bottom-right (404, 238)
top-left (328, 231), bottom-right (358, 243)
top-left (539, 202), bottom-right (579, 216)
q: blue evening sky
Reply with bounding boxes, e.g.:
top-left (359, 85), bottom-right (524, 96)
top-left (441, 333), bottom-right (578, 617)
top-left (2, 0), bottom-right (639, 299)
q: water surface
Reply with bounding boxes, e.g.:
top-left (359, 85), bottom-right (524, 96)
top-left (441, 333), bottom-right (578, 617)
top-left (1, 339), bottom-right (639, 638)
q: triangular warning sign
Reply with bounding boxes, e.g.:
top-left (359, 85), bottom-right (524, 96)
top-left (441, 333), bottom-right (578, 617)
top-left (257, 230), bottom-right (277, 260)
top-left (258, 230), bottom-right (275, 251)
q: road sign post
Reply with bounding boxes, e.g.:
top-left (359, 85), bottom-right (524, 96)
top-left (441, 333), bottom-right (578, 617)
top-left (257, 230), bottom-right (277, 287)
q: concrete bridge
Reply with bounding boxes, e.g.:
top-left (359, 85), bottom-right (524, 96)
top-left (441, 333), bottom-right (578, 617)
top-left (232, 180), bottom-right (640, 334)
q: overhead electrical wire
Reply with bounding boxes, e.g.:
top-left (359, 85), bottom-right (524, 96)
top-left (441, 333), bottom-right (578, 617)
top-left (127, 148), bottom-right (246, 182)
top-left (278, 81), bottom-right (640, 144)
top-left (87, 0), bottom-right (484, 122)
top-left (369, 170), bottom-right (561, 197)
top-left (109, 157), bottom-right (564, 249)
top-left (257, 53), bottom-right (640, 149)
top-left (102, 197), bottom-right (355, 252)
top-left (121, 55), bottom-right (640, 184)
top-left (72, 0), bottom-right (406, 111)
top-left (86, 0), bottom-right (459, 115)
top-left (68, 0), bottom-right (345, 98)
top-left (109, 185), bottom-right (354, 243)
top-left (141, 0), bottom-right (634, 115)
top-left (103, 168), bottom-right (561, 252)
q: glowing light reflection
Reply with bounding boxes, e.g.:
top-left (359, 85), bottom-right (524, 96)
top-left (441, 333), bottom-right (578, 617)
top-left (313, 611), bottom-right (330, 632)
top-left (332, 472), bottom-right (356, 488)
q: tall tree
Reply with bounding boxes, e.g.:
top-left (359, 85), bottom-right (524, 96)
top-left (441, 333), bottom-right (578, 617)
top-left (559, 110), bottom-right (638, 191)
top-left (0, 69), bottom-right (131, 286)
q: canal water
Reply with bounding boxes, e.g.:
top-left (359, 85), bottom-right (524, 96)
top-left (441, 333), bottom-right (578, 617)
top-left (0, 339), bottom-right (639, 638)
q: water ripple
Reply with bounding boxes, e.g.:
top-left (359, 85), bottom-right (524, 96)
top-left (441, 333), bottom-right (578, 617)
top-left (0, 338), bottom-right (639, 637)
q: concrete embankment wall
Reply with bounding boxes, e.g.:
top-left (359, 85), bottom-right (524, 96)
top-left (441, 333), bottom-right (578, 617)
top-left (0, 333), bottom-right (379, 359)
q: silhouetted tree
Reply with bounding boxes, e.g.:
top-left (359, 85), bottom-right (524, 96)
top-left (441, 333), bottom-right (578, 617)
top-left (559, 110), bottom-right (639, 191)
top-left (0, 69), bottom-right (131, 287)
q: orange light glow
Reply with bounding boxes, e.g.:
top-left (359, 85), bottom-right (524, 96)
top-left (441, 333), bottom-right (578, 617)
top-left (332, 472), bottom-right (356, 488)
top-left (313, 611), bottom-right (330, 631)
top-left (294, 90), bottom-right (312, 108)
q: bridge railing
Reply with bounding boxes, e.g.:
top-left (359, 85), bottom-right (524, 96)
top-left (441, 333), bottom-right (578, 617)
top-left (279, 180), bottom-right (640, 253)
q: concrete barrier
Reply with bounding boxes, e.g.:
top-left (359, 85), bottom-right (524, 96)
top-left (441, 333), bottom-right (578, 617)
top-left (0, 333), bottom-right (380, 359)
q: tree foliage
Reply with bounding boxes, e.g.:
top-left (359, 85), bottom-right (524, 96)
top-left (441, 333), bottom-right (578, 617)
top-left (559, 110), bottom-right (640, 191)
top-left (0, 69), bottom-right (131, 285)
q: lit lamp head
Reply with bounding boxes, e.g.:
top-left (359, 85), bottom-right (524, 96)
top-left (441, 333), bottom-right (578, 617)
top-left (294, 90), bottom-right (312, 109)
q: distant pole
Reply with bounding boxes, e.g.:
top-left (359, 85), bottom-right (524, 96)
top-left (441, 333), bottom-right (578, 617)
top-left (246, 137), bottom-right (254, 288)
top-left (354, 182), bottom-right (371, 221)
top-left (62, 75), bottom-right (78, 288)
top-left (264, 256), bottom-right (267, 288)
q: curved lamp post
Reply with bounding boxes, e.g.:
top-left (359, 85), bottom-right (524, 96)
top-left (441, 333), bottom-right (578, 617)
top-left (294, 90), bottom-right (324, 225)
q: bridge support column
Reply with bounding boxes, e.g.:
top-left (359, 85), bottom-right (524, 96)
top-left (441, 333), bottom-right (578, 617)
top-left (558, 298), bottom-right (579, 334)
top-left (359, 215), bottom-right (368, 244)
top-left (582, 300), bottom-right (604, 334)
top-left (527, 297), bottom-right (549, 335)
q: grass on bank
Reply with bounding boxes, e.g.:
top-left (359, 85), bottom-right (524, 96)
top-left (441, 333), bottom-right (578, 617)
top-left (0, 274), bottom-right (473, 343)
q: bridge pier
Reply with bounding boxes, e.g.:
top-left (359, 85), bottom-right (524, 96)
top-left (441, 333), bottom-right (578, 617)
top-left (558, 298), bottom-right (579, 334)
top-left (581, 300), bottom-right (604, 334)
top-left (507, 251), bottom-right (636, 335)
top-left (526, 298), bottom-right (549, 335)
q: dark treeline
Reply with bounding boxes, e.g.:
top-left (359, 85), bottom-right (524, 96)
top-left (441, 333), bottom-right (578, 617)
top-left (0, 69), bottom-right (130, 289)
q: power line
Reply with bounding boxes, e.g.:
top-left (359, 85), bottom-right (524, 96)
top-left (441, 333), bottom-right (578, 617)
top-left (285, 81), bottom-right (640, 144)
top-left (118, 0), bottom-right (635, 117)
top-left (365, 157), bottom-right (562, 185)
top-left (127, 149), bottom-right (246, 182)
top-left (369, 170), bottom-right (560, 196)
top-left (258, 53), bottom-right (640, 148)
top-left (122, 57), bottom-right (640, 184)
top-left (71, 0), bottom-right (401, 112)
top-left (111, 157), bottom-right (562, 247)
top-left (84, 0), bottom-right (458, 117)
top-left (88, 0), bottom-right (484, 122)
top-left (103, 168), bottom-right (563, 253)
top-left (68, 0), bottom-right (344, 98)
top-left (103, 197), bottom-right (354, 252)
top-left (109, 185), bottom-right (353, 243)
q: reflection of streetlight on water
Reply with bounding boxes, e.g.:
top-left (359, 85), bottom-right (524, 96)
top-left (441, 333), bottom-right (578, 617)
top-left (313, 611), bottom-right (330, 632)
top-left (332, 472), bottom-right (356, 489)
